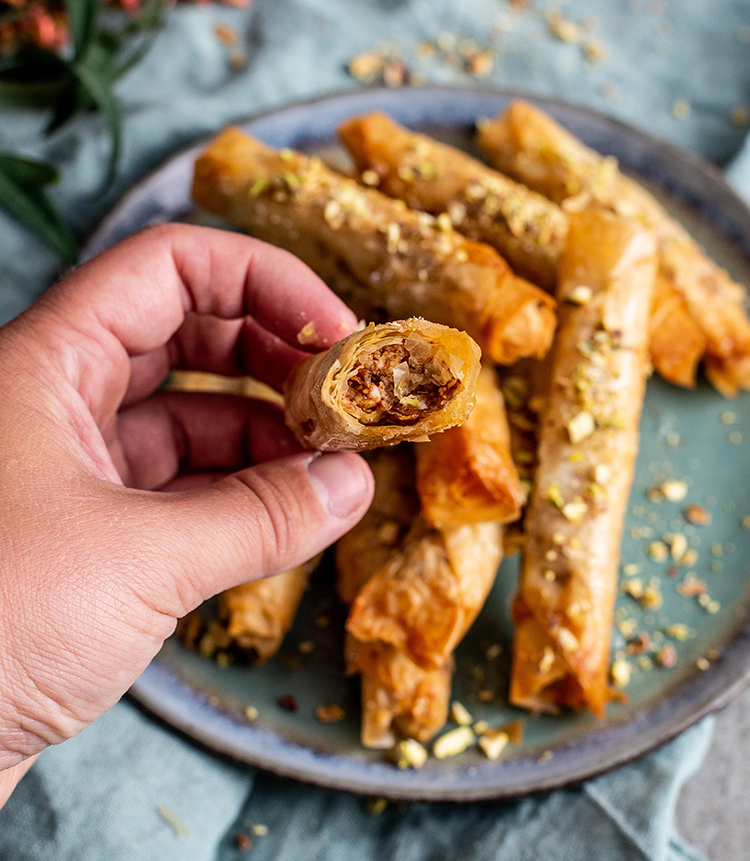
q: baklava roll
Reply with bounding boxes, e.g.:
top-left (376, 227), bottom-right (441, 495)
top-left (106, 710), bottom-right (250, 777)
top-left (336, 447), bottom-right (452, 748)
top-left (192, 127), bottom-right (557, 365)
top-left (347, 519), bottom-right (503, 672)
top-left (477, 100), bottom-right (748, 394)
top-left (345, 636), bottom-right (452, 748)
top-left (510, 209), bottom-right (657, 716)
top-left (338, 112), bottom-right (568, 291)
top-left (218, 557), bottom-right (319, 663)
top-left (283, 319), bottom-right (481, 451)
top-left (415, 363), bottom-right (523, 528)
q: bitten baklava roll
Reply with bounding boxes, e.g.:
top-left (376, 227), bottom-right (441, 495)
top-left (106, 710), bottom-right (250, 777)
top-left (192, 127), bottom-right (557, 365)
top-left (415, 363), bottom-right (523, 528)
top-left (283, 318), bottom-right (481, 451)
top-left (339, 111), bottom-right (568, 291)
top-left (510, 209), bottom-right (657, 716)
top-left (477, 100), bottom-right (747, 394)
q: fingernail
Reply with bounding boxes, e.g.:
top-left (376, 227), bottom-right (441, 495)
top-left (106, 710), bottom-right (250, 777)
top-left (307, 452), bottom-right (371, 518)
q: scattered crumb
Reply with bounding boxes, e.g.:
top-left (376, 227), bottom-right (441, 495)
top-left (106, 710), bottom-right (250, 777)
top-left (672, 100), bottom-right (691, 120)
top-left (315, 704), bottom-right (346, 723)
top-left (684, 504), bottom-right (711, 525)
top-left (157, 805), bottom-right (190, 837)
top-left (730, 107), bottom-right (749, 126)
top-left (277, 694), bottom-right (298, 712)
top-left (364, 797), bottom-right (388, 816)
top-left (244, 706), bottom-right (259, 721)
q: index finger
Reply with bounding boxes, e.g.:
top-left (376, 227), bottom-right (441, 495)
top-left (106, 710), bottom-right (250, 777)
top-left (56, 223), bottom-right (359, 355)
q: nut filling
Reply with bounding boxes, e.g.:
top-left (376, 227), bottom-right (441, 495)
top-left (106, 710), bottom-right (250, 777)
top-left (345, 337), bottom-right (462, 426)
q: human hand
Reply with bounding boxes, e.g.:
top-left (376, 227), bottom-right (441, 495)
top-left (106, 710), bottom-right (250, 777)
top-left (0, 224), bottom-right (374, 800)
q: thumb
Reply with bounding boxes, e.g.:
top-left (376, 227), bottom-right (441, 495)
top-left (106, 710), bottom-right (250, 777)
top-left (138, 451), bottom-right (374, 616)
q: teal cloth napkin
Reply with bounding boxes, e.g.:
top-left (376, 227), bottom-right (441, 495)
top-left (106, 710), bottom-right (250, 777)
top-left (2, 0), bottom-right (750, 857)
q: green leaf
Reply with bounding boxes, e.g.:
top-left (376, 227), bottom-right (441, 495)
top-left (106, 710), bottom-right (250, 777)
top-left (46, 77), bottom-right (91, 134)
top-left (73, 60), bottom-right (121, 188)
top-left (0, 154), bottom-right (60, 186)
top-left (0, 78), bottom-right (67, 109)
top-left (0, 155), bottom-right (77, 263)
top-left (63, 0), bottom-right (100, 62)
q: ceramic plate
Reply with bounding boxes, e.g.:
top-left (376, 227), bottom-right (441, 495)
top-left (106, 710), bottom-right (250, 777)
top-left (83, 87), bottom-right (750, 801)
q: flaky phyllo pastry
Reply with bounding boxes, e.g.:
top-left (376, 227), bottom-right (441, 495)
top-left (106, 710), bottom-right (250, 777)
top-left (511, 209), bottom-right (657, 716)
top-left (339, 111), bottom-right (567, 293)
top-left (336, 448), bottom-right (505, 748)
top-left (218, 557), bottom-right (320, 663)
top-left (415, 363), bottom-right (523, 528)
top-left (191, 127), bottom-right (557, 365)
top-left (478, 100), bottom-right (750, 395)
top-left (283, 319), bottom-right (481, 451)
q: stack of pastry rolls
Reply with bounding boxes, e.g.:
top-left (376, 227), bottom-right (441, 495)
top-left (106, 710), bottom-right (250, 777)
top-left (186, 99), bottom-right (746, 751)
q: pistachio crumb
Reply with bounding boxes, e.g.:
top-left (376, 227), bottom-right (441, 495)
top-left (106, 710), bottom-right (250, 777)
top-left (478, 730), bottom-right (510, 760)
top-left (433, 726), bottom-right (475, 759)
top-left (450, 701), bottom-right (473, 726)
top-left (567, 411), bottom-right (596, 443)
top-left (395, 738), bottom-right (428, 769)
top-left (566, 285), bottom-right (593, 305)
top-left (611, 659), bottom-right (632, 688)
top-left (661, 480), bottom-right (688, 502)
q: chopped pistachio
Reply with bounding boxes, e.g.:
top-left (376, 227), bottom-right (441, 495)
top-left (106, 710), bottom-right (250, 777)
top-left (594, 463), bottom-right (611, 484)
top-left (478, 730), bottom-right (509, 760)
top-left (623, 563), bottom-right (640, 576)
top-left (647, 541), bottom-right (669, 563)
top-left (364, 797), bottom-right (388, 816)
top-left (450, 701), bottom-right (473, 726)
top-left (611, 659), bottom-right (632, 688)
top-left (696, 657), bottom-right (711, 671)
top-left (251, 824), bottom-right (268, 837)
top-left (539, 646), bottom-right (555, 673)
top-left (642, 584), bottom-right (663, 610)
top-left (567, 410), bottom-right (596, 443)
top-left (622, 578), bottom-right (644, 600)
top-left (433, 726), bottom-right (475, 759)
top-left (361, 169), bottom-right (380, 186)
top-left (557, 627), bottom-right (580, 652)
top-left (244, 706), bottom-right (259, 721)
top-left (436, 212), bottom-right (453, 232)
top-left (681, 548), bottom-right (698, 567)
top-left (566, 284), bottom-right (593, 305)
top-left (473, 720), bottom-right (489, 734)
top-left (661, 480), bottom-right (688, 502)
top-left (562, 500), bottom-right (588, 523)
top-left (543, 569), bottom-right (556, 582)
top-left (666, 623), bottom-right (691, 641)
top-left (546, 483), bottom-right (565, 508)
top-left (395, 738), bottom-right (428, 770)
top-left (666, 532), bottom-right (688, 562)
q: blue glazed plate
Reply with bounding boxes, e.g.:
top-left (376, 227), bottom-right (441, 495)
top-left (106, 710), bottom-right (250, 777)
top-left (84, 87), bottom-right (750, 801)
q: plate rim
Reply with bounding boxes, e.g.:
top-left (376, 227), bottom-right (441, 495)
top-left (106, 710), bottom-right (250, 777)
top-left (83, 84), bottom-right (750, 801)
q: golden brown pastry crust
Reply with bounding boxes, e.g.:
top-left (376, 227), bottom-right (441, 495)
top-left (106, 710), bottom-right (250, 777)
top-left (192, 127), bottom-right (557, 365)
top-left (478, 100), bottom-right (746, 394)
top-left (510, 209), bottom-right (657, 716)
top-left (283, 319), bottom-right (481, 451)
